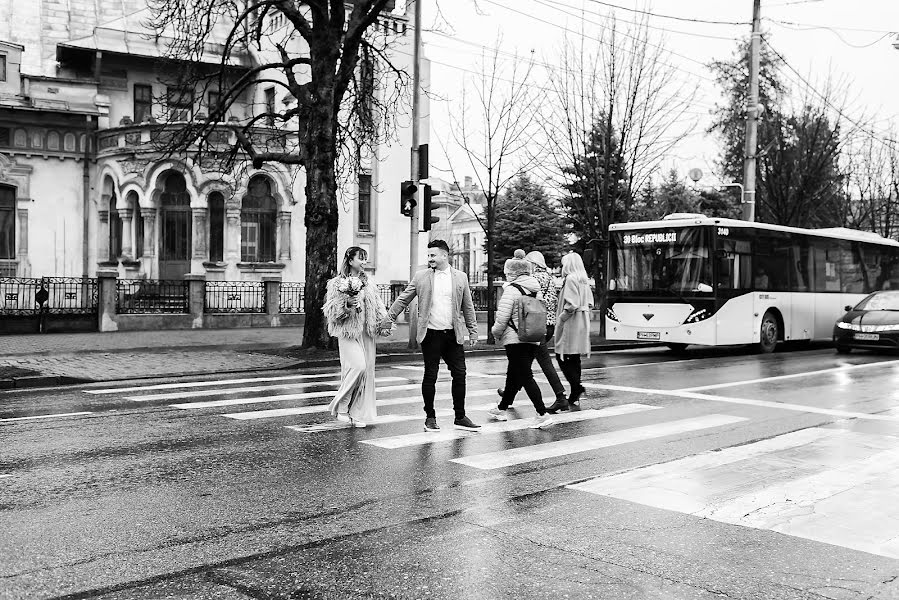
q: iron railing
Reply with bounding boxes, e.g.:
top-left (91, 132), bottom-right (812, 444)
top-left (205, 281), bottom-right (266, 313)
top-left (279, 282), bottom-right (304, 313)
top-left (117, 279), bottom-right (189, 314)
top-left (0, 277), bottom-right (98, 315)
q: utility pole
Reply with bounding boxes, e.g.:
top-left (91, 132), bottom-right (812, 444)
top-left (408, 0), bottom-right (422, 349)
top-left (409, 0), bottom-right (422, 278)
top-left (742, 0), bottom-right (761, 222)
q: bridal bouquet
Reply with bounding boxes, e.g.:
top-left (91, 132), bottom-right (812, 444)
top-left (337, 275), bottom-right (365, 313)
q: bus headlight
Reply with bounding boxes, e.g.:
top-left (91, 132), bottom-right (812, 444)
top-left (606, 307), bottom-right (620, 322)
top-left (684, 308), bottom-right (712, 323)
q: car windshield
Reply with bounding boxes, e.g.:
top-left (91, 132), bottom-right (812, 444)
top-left (610, 226), bottom-right (712, 293)
top-left (856, 291), bottom-right (899, 310)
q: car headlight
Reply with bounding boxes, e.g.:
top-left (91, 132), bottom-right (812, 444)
top-left (836, 322), bottom-right (855, 330)
top-left (872, 324), bottom-right (899, 332)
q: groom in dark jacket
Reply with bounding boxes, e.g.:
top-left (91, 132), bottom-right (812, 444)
top-left (385, 239), bottom-right (481, 432)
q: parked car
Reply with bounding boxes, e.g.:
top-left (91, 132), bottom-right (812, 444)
top-left (833, 290), bottom-right (899, 353)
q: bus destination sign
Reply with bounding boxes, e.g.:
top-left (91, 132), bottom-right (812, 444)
top-left (621, 231), bottom-right (677, 245)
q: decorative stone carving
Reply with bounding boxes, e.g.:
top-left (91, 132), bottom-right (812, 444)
top-left (191, 207), bottom-right (208, 260)
top-left (120, 159), bottom-right (149, 175)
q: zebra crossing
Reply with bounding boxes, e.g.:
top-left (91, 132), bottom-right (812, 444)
top-left (80, 362), bottom-right (899, 561)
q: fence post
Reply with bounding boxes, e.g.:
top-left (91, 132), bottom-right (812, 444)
top-left (185, 274), bottom-right (206, 328)
top-left (263, 275), bottom-right (281, 326)
top-left (97, 269), bottom-right (118, 332)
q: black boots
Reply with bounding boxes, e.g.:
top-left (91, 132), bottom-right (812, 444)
top-left (568, 385), bottom-right (586, 405)
top-left (545, 392), bottom-right (570, 414)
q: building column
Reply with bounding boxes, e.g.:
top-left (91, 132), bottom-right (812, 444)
top-left (16, 208), bottom-right (30, 277)
top-left (277, 211), bottom-right (291, 262)
top-left (97, 208), bottom-right (110, 263)
top-left (226, 208), bottom-right (241, 262)
top-left (120, 208), bottom-right (134, 259)
top-left (141, 208), bottom-right (157, 257)
top-left (191, 207), bottom-right (208, 261)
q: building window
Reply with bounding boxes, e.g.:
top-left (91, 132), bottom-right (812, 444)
top-left (134, 84), bottom-right (153, 123)
top-left (166, 86), bottom-right (193, 121)
top-left (264, 87), bottom-right (276, 126)
top-left (0, 184), bottom-right (14, 259)
top-left (208, 191), bottom-right (225, 262)
top-left (358, 173), bottom-right (372, 232)
top-left (0, 55), bottom-right (6, 83)
top-left (241, 176), bottom-right (276, 262)
top-left (128, 191), bottom-right (143, 258)
top-left (208, 90), bottom-right (222, 121)
top-left (109, 192), bottom-right (122, 259)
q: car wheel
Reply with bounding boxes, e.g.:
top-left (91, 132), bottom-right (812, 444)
top-left (756, 311), bottom-right (779, 354)
top-left (666, 343), bottom-right (688, 353)
top-left (836, 345), bottom-right (852, 354)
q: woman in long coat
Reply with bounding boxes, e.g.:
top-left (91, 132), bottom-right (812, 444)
top-left (322, 247), bottom-right (388, 427)
top-left (554, 252), bottom-right (593, 405)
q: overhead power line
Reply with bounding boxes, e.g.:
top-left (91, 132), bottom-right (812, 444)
top-left (765, 19), bottom-right (895, 48)
top-left (578, 0), bottom-right (749, 26)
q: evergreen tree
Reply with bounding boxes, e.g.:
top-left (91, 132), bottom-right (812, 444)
top-left (487, 175), bottom-right (568, 274)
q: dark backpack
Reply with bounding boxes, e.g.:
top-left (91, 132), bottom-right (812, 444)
top-left (508, 283), bottom-right (547, 342)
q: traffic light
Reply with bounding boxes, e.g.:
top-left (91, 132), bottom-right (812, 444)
top-left (400, 180), bottom-right (417, 217)
top-left (421, 184), bottom-right (440, 231)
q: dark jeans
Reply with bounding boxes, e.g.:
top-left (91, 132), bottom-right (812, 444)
top-left (499, 343), bottom-right (546, 415)
top-left (421, 329), bottom-right (467, 419)
top-left (537, 324), bottom-right (565, 397)
top-left (556, 353), bottom-right (582, 390)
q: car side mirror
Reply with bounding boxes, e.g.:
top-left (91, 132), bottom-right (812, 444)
top-left (844, 305), bottom-right (853, 312)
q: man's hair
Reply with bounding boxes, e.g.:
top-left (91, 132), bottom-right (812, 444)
top-left (427, 239), bottom-right (450, 254)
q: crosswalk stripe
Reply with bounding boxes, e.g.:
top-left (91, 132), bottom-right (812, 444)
top-left (84, 373), bottom-right (338, 394)
top-left (450, 414), bottom-right (748, 470)
top-left (0, 411), bottom-right (93, 423)
top-left (170, 384), bottom-right (424, 409)
top-left (284, 403), bottom-right (497, 433)
top-left (568, 427), bottom-right (899, 560)
top-left (361, 404), bottom-right (662, 449)
top-left (389, 365), bottom-right (498, 378)
top-left (125, 377), bottom-right (407, 402)
top-left (222, 389), bottom-right (500, 420)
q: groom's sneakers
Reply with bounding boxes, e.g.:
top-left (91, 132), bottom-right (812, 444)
top-left (453, 416), bottom-right (481, 431)
top-left (423, 417), bottom-right (440, 432)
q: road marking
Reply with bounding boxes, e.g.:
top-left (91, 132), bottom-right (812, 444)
top-left (284, 403), bottom-right (497, 433)
top-left (582, 383), bottom-right (899, 422)
top-left (582, 358), bottom-right (704, 372)
top-left (450, 414), bottom-right (747, 470)
top-left (0, 474), bottom-right (11, 479)
top-left (361, 404), bottom-right (662, 449)
top-left (126, 377), bottom-right (407, 402)
top-left (0, 411), bottom-right (93, 423)
top-left (84, 373), bottom-right (339, 394)
top-left (678, 359), bottom-right (899, 392)
top-left (569, 427), bottom-right (899, 560)
top-left (170, 384), bottom-right (424, 409)
top-left (222, 389), bottom-right (500, 420)
top-left (389, 365), bottom-right (498, 378)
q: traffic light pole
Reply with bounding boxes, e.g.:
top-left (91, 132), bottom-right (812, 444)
top-left (409, 0), bottom-right (422, 280)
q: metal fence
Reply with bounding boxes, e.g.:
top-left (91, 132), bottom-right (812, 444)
top-left (279, 282), bottom-right (304, 313)
top-left (0, 277), bottom-right (98, 315)
top-left (205, 281), bottom-right (266, 313)
top-left (117, 279), bottom-right (189, 314)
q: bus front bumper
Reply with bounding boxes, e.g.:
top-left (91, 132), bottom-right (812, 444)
top-left (605, 317), bottom-right (717, 346)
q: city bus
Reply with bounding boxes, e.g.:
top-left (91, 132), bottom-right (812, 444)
top-left (605, 214), bottom-right (899, 352)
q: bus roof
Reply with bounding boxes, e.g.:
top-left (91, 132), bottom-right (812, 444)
top-left (609, 216), bottom-right (899, 247)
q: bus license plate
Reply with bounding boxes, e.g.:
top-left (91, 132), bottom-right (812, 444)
top-left (854, 333), bottom-right (880, 341)
top-left (637, 331), bottom-right (660, 340)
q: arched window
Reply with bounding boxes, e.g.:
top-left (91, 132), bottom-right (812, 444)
top-left (240, 176), bottom-right (276, 262)
top-left (127, 191), bottom-right (143, 258)
top-left (208, 191), bottom-right (225, 262)
top-left (0, 184), bottom-right (14, 260)
top-left (109, 190), bottom-right (122, 259)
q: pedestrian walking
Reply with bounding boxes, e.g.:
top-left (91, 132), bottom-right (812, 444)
top-left (489, 250), bottom-right (554, 429)
top-left (384, 239), bottom-right (481, 432)
top-left (554, 252), bottom-right (594, 405)
top-left (323, 246), bottom-right (390, 428)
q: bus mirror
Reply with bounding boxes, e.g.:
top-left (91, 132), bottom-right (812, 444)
top-left (844, 305), bottom-right (853, 312)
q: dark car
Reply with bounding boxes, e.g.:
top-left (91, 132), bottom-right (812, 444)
top-left (833, 290), bottom-right (899, 354)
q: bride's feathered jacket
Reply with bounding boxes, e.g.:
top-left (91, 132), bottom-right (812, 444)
top-left (322, 273), bottom-right (388, 340)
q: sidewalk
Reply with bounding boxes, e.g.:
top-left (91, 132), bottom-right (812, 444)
top-left (0, 325), bottom-right (656, 388)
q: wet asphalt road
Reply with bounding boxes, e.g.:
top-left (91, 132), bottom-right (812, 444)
top-left (2, 344), bottom-right (899, 600)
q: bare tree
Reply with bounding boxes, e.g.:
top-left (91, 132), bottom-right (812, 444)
top-left (147, 0), bottom-right (407, 348)
top-left (842, 128), bottom-right (899, 239)
top-left (540, 14), bottom-right (696, 318)
top-left (442, 44), bottom-right (541, 343)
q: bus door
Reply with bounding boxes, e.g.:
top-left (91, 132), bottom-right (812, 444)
top-left (715, 235), bottom-right (753, 344)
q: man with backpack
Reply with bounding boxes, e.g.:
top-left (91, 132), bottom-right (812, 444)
top-left (488, 249), bottom-right (554, 429)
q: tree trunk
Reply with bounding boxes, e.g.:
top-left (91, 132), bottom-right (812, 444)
top-left (301, 102), bottom-right (340, 349)
top-left (486, 195), bottom-right (496, 344)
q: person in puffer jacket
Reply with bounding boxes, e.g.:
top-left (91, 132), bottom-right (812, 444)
top-left (489, 249), bottom-right (554, 429)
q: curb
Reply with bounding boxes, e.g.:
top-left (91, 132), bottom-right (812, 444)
top-left (0, 341), bottom-right (662, 391)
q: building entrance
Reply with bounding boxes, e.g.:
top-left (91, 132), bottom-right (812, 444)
top-left (158, 172), bottom-right (191, 280)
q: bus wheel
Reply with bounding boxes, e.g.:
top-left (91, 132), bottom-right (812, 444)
top-left (666, 343), bottom-right (688, 353)
top-left (757, 311), bottom-right (779, 354)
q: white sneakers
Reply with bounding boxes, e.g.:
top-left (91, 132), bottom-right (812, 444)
top-left (528, 414), bottom-right (554, 429)
top-left (337, 413), bottom-right (366, 428)
top-left (487, 408), bottom-right (508, 421)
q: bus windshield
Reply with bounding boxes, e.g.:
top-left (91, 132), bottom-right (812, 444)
top-left (610, 227), bottom-right (712, 294)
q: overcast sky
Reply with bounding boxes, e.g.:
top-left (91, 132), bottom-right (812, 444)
top-left (418, 0), bottom-right (899, 190)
